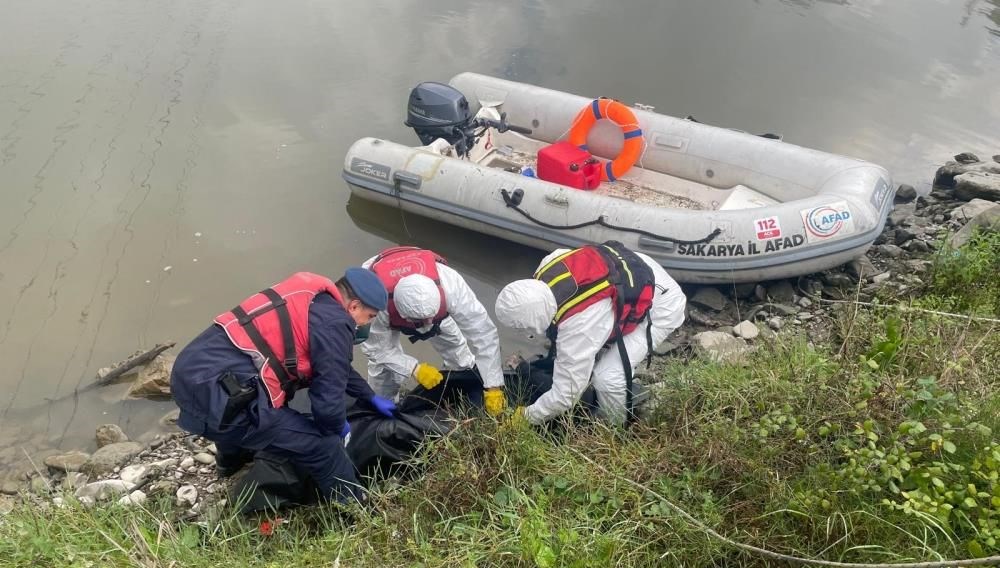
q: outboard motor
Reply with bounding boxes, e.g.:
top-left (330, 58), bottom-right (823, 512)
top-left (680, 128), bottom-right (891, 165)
top-left (405, 82), bottom-right (476, 151)
top-left (405, 81), bottom-right (532, 158)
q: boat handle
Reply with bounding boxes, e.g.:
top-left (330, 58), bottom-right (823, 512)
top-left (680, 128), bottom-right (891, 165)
top-left (393, 170), bottom-right (422, 192)
top-left (638, 235), bottom-right (676, 252)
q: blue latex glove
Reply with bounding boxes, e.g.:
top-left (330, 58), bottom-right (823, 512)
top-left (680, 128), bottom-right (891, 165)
top-left (369, 395), bottom-right (397, 418)
top-left (340, 421), bottom-right (351, 438)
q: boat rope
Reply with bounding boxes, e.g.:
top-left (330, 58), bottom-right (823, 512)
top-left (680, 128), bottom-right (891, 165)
top-left (500, 188), bottom-right (722, 246)
top-left (566, 446), bottom-right (1000, 567)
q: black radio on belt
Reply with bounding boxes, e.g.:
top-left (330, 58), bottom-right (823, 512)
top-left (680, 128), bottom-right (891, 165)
top-left (220, 372), bottom-right (257, 426)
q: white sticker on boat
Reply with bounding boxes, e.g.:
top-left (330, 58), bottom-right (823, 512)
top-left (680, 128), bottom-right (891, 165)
top-left (753, 216), bottom-right (782, 240)
top-left (800, 202), bottom-right (855, 243)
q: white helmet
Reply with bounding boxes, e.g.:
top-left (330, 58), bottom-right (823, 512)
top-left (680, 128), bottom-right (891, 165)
top-left (393, 274), bottom-right (441, 320)
top-left (494, 279), bottom-right (557, 335)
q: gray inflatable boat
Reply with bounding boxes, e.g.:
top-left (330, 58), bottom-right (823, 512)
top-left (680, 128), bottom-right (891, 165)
top-left (343, 73), bottom-right (894, 284)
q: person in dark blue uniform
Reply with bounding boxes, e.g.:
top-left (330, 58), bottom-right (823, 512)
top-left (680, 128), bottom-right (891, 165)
top-left (170, 269), bottom-right (396, 504)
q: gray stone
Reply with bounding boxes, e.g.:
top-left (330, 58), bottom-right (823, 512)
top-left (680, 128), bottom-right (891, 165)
top-left (119, 464), bottom-right (149, 486)
top-left (894, 184), bottom-right (917, 202)
top-left (179, 456), bottom-right (195, 469)
top-left (126, 355), bottom-right (173, 400)
top-left (149, 458), bottom-right (178, 470)
top-left (753, 284), bottom-right (768, 303)
top-left (934, 160), bottom-right (1000, 188)
top-left (903, 240), bottom-right (931, 253)
top-left (0, 481), bottom-right (20, 495)
top-left (176, 484), bottom-right (198, 507)
top-left (95, 424), bottom-right (129, 448)
top-left (689, 287), bottom-right (728, 311)
top-left (82, 442), bottom-right (143, 476)
top-left (955, 171), bottom-right (1000, 202)
top-left (0, 495), bottom-right (14, 515)
top-left (159, 409), bottom-right (180, 429)
top-left (932, 214), bottom-right (946, 224)
top-left (768, 317), bottom-right (784, 331)
top-left (62, 472), bottom-right (89, 491)
top-left (43, 451), bottom-right (90, 473)
top-left (895, 228), bottom-right (916, 245)
top-left (904, 260), bottom-right (932, 274)
top-left (797, 297), bottom-right (813, 308)
top-left (732, 321), bottom-right (760, 340)
top-left (766, 280), bottom-right (796, 304)
top-left (147, 480), bottom-right (180, 497)
top-left (954, 152), bottom-right (980, 164)
top-left (847, 256), bottom-right (879, 281)
top-left (206, 444), bottom-right (217, 455)
top-left (692, 331), bottom-right (749, 363)
top-left (193, 453), bottom-right (214, 465)
top-left (948, 206), bottom-right (1000, 249)
top-left (118, 490), bottom-right (147, 507)
top-left (75, 479), bottom-right (135, 501)
top-left (731, 283), bottom-right (757, 299)
top-left (77, 496), bottom-right (96, 509)
top-left (952, 198), bottom-right (999, 222)
top-left (888, 203), bottom-right (917, 227)
top-left (821, 273), bottom-right (855, 289)
top-left (877, 244), bottom-right (904, 258)
top-left (872, 272), bottom-right (892, 285)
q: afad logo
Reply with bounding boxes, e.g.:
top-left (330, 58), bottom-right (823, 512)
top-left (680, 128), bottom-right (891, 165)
top-left (801, 202), bottom-right (855, 242)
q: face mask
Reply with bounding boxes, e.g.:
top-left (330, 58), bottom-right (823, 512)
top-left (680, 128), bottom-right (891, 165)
top-left (353, 323), bottom-right (371, 345)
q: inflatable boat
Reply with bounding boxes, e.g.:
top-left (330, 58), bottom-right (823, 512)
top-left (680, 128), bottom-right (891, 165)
top-left (343, 73), bottom-right (895, 284)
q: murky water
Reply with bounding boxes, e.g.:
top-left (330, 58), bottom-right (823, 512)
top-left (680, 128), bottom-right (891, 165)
top-left (1, 0), bottom-right (999, 465)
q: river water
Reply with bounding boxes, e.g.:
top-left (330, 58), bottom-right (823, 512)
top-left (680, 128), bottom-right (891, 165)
top-left (1, 0), bottom-right (998, 465)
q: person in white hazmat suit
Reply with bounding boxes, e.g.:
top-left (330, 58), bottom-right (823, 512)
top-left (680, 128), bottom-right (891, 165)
top-left (361, 246), bottom-right (508, 416)
top-left (494, 241), bottom-right (686, 425)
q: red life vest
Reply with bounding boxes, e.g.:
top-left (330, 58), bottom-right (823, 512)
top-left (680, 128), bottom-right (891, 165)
top-left (370, 247), bottom-right (449, 342)
top-left (214, 272), bottom-right (344, 408)
top-left (534, 241), bottom-right (655, 343)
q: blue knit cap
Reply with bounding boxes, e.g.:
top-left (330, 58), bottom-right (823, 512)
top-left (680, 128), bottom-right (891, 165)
top-left (344, 267), bottom-right (388, 311)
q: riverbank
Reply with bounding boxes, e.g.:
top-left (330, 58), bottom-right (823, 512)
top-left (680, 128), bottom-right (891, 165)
top-left (1, 155), bottom-right (998, 566)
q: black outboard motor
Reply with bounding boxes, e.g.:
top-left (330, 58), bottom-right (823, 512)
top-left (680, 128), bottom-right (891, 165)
top-left (405, 81), bottom-right (532, 158)
top-left (405, 82), bottom-right (475, 150)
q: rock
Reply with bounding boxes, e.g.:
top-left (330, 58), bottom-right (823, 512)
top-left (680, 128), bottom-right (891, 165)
top-left (77, 495), bottom-right (96, 508)
top-left (179, 456), bottom-right (195, 469)
top-left (0, 495), bottom-right (14, 515)
top-left (823, 286), bottom-right (848, 300)
top-left (948, 206), bottom-right (1000, 248)
top-left (952, 198), bottom-right (999, 222)
top-left (206, 444), bottom-right (217, 455)
top-left (689, 287), bottom-right (728, 311)
top-left (932, 214), bottom-right (946, 224)
top-left (193, 453), bottom-right (214, 465)
top-left (872, 272), bottom-right (892, 285)
top-left (126, 355), bottom-right (174, 400)
top-left (176, 485), bottom-right (198, 507)
top-left (119, 465), bottom-right (149, 486)
top-left (934, 159), bottom-right (1000, 188)
top-left (75, 480), bottom-right (135, 501)
top-left (877, 244), bottom-right (904, 258)
top-left (95, 424), bottom-right (129, 448)
top-left (118, 490), bottom-right (147, 507)
top-left (731, 283), bottom-right (757, 299)
top-left (895, 184), bottom-right (917, 202)
top-left (903, 240), bottom-right (931, 253)
top-left (149, 458), bottom-right (179, 470)
top-left (847, 256), bottom-right (879, 281)
top-left (30, 475), bottom-right (51, 495)
top-left (955, 171), bottom-right (1000, 202)
top-left (766, 280), bottom-right (796, 304)
top-left (767, 317), bottom-right (784, 331)
top-left (0, 481), bottom-right (20, 495)
top-left (159, 409), bottom-right (180, 429)
top-left (954, 152), bottom-right (980, 164)
top-left (895, 228), bottom-right (916, 245)
top-left (43, 451), bottom-right (90, 473)
top-left (888, 203), bottom-right (917, 227)
top-left (798, 313), bottom-right (815, 321)
top-left (62, 472), bottom-right (89, 491)
top-left (82, 442), bottom-right (143, 476)
top-left (904, 260), bottom-right (932, 274)
top-left (821, 273), bottom-right (855, 289)
top-left (797, 297), bottom-right (813, 308)
top-left (995, 155), bottom-right (1000, 164)
top-left (147, 480), bottom-right (180, 497)
top-left (692, 331), bottom-right (749, 363)
top-left (732, 321), bottom-right (760, 340)
top-left (687, 308), bottom-right (717, 327)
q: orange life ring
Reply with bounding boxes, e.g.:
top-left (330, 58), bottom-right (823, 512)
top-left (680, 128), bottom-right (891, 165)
top-left (568, 98), bottom-right (644, 182)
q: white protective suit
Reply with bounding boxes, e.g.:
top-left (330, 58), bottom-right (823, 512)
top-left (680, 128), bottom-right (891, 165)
top-left (495, 249), bottom-right (686, 425)
top-left (361, 256), bottom-right (505, 399)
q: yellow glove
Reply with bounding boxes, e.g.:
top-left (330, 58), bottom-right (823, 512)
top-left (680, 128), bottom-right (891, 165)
top-left (413, 362), bottom-right (443, 390)
top-left (483, 388), bottom-right (507, 417)
top-left (502, 406), bottom-right (528, 430)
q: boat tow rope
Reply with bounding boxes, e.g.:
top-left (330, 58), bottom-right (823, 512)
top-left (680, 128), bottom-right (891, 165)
top-left (567, 446), bottom-right (1000, 567)
top-left (500, 188), bottom-right (722, 245)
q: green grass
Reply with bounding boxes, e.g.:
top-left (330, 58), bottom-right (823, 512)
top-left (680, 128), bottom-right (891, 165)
top-left (2, 237), bottom-right (998, 567)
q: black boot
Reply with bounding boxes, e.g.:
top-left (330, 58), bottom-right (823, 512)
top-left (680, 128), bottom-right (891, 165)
top-left (216, 449), bottom-right (254, 478)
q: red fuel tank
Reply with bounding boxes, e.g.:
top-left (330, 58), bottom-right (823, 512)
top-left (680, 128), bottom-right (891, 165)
top-left (536, 142), bottom-right (602, 190)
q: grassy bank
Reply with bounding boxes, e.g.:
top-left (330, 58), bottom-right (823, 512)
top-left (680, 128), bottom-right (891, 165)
top-left (2, 232), bottom-right (998, 567)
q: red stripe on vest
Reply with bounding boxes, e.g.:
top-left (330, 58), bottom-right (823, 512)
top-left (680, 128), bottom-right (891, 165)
top-left (214, 272), bottom-right (343, 408)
